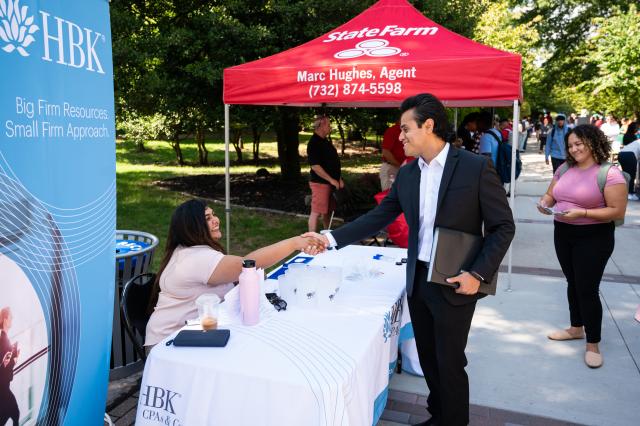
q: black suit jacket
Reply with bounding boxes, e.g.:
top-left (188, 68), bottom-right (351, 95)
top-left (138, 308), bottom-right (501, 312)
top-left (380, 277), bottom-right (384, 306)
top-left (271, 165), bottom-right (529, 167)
top-left (332, 145), bottom-right (515, 305)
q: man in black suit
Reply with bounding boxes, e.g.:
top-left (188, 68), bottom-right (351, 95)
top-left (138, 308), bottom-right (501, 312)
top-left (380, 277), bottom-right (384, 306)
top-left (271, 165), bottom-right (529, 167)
top-left (308, 94), bottom-right (515, 425)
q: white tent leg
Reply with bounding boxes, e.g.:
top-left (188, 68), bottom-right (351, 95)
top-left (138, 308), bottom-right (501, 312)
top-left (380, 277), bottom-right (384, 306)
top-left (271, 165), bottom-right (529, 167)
top-left (225, 104), bottom-right (231, 251)
top-left (506, 100), bottom-right (520, 292)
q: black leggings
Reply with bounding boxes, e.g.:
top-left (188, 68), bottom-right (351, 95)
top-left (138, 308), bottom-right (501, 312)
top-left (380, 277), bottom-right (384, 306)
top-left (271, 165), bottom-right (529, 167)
top-left (554, 221), bottom-right (614, 343)
top-left (539, 135), bottom-right (547, 151)
top-left (618, 151), bottom-right (636, 194)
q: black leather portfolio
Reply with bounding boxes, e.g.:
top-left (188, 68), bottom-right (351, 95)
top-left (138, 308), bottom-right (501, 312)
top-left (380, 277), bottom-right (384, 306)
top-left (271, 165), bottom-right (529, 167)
top-left (168, 329), bottom-right (230, 347)
top-left (427, 227), bottom-right (497, 295)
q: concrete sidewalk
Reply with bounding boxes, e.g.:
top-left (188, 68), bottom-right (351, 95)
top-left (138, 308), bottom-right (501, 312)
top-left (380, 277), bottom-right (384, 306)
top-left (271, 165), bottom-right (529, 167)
top-left (387, 140), bottom-right (640, 426)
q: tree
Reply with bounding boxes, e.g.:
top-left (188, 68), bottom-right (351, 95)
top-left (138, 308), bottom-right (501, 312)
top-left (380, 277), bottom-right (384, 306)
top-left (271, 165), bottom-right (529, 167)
top-left (473, 2), bottom-right (544, 113)
top-left (579, 5), bottom-right (640, 117)
top-left (513, 0), bottom-right (633, 106)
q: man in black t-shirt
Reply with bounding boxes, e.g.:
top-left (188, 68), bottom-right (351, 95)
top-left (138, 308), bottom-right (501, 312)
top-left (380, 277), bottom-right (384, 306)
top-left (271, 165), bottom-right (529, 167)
top-left (307, 116), bottom-right (343, 232)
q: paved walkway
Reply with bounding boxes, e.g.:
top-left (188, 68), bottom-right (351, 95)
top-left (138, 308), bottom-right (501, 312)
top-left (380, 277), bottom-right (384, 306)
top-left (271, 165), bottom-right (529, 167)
top-left (106, 137), bottom-right (640, 425)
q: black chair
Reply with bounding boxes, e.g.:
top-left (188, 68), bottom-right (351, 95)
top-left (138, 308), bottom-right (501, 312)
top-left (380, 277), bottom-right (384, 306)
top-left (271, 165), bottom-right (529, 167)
top-left (120, 272), bottom-right (156, 360)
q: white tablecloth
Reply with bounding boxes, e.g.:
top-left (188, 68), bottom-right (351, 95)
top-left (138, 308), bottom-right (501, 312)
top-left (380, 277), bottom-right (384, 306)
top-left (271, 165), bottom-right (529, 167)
top-left (136, 245), bottom-right (420, 426)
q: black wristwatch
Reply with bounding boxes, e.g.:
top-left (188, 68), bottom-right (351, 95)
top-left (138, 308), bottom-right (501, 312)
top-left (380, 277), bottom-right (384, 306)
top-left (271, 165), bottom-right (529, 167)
top-left (469, 271), bottom-right (486, 283)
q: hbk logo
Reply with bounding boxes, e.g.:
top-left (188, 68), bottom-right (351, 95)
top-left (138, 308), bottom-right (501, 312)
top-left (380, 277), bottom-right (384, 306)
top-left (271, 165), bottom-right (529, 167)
top-left (140, 385), bottom-right (182, 414)
top-left (0, 0), bottom-right (106, 74)
top-left (0, 0), bottom-right (38, 56)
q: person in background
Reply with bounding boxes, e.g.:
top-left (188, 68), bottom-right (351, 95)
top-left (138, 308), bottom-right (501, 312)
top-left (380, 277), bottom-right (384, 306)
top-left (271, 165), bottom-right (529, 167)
top-left (620, 118), bottom-right (630, 135)
top-left (594, 115), bottom-right (603, 128)
top-left (499, 118), bottom-right (512, 143)
top-left (145, 199), bottom-right (325, 350)
top-left (545, 114), bottom-right (569, 173)
top-left (538, 125), bottom-right (627, 368)
top-left (478, 112), bottom-right (502, 166)
top-left (600, 115), bottom-right (621, 142)
top-left (618, 136), bottom-right (640, 201)
top-left (307, 116), bottom-right (343, 232)
top-left (457, 112), bottom-right (480, 153)
top-left (380, 121), bottom-right (414, 191)
top-left (622, 121), bottom-right (639, 146)
top-left (0, 307), bottom-right (19, 425)
top-left (538, 116), bottom-right (552, 154)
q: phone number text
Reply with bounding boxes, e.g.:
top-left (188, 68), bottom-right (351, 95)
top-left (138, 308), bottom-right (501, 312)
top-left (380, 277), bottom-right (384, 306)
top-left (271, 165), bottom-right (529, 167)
top-left (308, 82), bottom-right (402, 99)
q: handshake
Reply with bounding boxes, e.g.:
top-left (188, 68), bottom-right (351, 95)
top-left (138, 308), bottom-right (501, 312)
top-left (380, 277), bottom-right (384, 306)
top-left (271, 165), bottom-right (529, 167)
top-left (294, 232), bottom-right (331, 256)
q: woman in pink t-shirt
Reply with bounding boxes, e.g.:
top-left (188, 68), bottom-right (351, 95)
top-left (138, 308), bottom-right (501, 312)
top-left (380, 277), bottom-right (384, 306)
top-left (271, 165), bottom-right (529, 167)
top-left (145, 199), bottom-right (325, 349)
top-left (537, 125), bottom-right (627, 368)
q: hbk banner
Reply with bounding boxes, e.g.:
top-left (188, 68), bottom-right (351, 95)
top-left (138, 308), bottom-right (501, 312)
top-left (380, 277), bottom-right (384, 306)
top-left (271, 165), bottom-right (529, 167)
top-left (0, 0), bottom-right (115, 424)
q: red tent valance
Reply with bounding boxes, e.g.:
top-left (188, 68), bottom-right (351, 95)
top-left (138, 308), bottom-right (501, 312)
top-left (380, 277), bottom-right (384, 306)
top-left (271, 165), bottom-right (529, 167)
top-left (223, 0), bottom-right (522, 107)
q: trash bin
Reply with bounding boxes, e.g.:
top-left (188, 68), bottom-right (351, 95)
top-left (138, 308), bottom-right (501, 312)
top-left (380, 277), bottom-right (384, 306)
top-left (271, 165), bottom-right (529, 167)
top-left (110, 230), bottom-right (159, 378)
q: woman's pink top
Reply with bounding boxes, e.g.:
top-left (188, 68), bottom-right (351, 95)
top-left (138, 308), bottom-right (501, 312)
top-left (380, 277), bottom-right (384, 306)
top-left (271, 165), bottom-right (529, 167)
top-left (145, 245), bottom-right (234, 346)
top-left (552, 163), bottom-right (626, 225)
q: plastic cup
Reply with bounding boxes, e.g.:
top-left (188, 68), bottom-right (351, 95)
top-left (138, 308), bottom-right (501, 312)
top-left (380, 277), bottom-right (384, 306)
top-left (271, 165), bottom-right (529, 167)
top-left (316, 267), bottom-right (334, 308)
top-left (278, 273), bottom-right (297, 307)
top-left (324, 266), bottom-right (342, 301)
top-left (297, 269), bottom-right (318, 309)
top-left (196, 293), bottom-right (220, 330)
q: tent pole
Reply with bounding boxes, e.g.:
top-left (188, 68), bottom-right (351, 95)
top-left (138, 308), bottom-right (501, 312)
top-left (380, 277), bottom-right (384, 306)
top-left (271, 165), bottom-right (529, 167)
top-left (225, 104), bottom-right (231, 251)
top-left (506, 100), bottom-right (519, 292)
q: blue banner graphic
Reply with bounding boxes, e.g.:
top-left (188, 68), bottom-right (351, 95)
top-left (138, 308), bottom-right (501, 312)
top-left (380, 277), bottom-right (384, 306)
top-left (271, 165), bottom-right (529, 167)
top-left (0, 0), bottom-right (115, 424)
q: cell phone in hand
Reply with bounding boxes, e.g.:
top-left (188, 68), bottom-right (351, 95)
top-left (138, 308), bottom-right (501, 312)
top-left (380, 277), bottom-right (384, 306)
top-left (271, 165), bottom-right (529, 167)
top-left (536, 201), bottom-right (566, 216)
top-left (536, 203), bottom-right (555, 214)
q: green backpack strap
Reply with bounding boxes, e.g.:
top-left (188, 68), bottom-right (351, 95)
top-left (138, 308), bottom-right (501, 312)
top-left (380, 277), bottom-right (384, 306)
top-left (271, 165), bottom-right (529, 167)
top-left (596, 162), bottom-right (613, 194)
top-left (556, 162), bottom-right (570, 179)
top-left (597, 162), bottom-right (630, 226)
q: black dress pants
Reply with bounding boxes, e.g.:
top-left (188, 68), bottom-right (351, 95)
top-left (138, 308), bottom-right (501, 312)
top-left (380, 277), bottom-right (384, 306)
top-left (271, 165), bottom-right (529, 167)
top-left (408, 262), bottom-right (476, 426)
top-left (553, 221), bottom-right (615, 343)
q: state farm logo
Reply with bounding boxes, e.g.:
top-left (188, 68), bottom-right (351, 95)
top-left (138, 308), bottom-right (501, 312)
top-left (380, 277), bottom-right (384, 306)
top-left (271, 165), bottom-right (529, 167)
top-left (334, 39), bottom-right (401, 59)
top-left (0, 1), bottom-right (106, 74)
top-left (0, 0), bottom-right (39, 56)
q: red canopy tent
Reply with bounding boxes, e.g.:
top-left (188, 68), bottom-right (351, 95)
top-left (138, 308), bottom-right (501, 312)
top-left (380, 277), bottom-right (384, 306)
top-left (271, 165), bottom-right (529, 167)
top-left (222, 0), bottom-right (522, 285)
top-left (223, 0), bottom-right (522, 107)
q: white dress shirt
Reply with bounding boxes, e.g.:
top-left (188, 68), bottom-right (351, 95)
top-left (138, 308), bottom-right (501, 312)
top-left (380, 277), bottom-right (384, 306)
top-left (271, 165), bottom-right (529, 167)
top-left (325, 144), bottom-right (450, 263)
top-left (417, 143), bottom-right (449, 262)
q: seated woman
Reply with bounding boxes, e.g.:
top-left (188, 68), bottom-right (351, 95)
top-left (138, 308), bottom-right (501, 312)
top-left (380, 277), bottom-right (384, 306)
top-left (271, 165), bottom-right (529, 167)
top-left (145, 199), bottom-right (324, 349)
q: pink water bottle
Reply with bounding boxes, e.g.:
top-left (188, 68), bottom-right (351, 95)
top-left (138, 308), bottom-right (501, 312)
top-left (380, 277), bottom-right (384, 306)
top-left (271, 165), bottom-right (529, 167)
top-left (239, 259), bottom-right (260, 325)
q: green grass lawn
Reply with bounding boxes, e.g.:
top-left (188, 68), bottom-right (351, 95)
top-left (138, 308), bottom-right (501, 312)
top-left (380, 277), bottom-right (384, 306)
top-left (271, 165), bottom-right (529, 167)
top-left (116, 134), bottom-right (380, 270)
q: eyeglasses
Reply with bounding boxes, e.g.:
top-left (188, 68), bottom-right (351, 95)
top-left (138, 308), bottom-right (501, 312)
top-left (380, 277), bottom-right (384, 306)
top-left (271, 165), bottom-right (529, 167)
top-left (265, 293), bottom-right (287, 312)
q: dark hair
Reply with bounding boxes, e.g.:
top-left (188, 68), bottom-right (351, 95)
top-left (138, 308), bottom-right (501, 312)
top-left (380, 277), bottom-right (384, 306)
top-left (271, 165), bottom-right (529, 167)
top-left (623, 121), bottom-right (639, 146)
top-left (564, 124), bottom-right (611, 167)
top-left (148, 199), bottom-right (225, 313)
top-left (460, 112), bottom-right (479, 127)
top-left (400, 93), bottom-right (449, 140)
top-left (477, 111), bottom-right (493, 131)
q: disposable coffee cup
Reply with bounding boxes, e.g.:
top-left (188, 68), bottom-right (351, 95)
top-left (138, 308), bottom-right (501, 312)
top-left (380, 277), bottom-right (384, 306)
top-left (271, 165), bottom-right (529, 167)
top-left (196, 294), bottom-right (220, 330)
